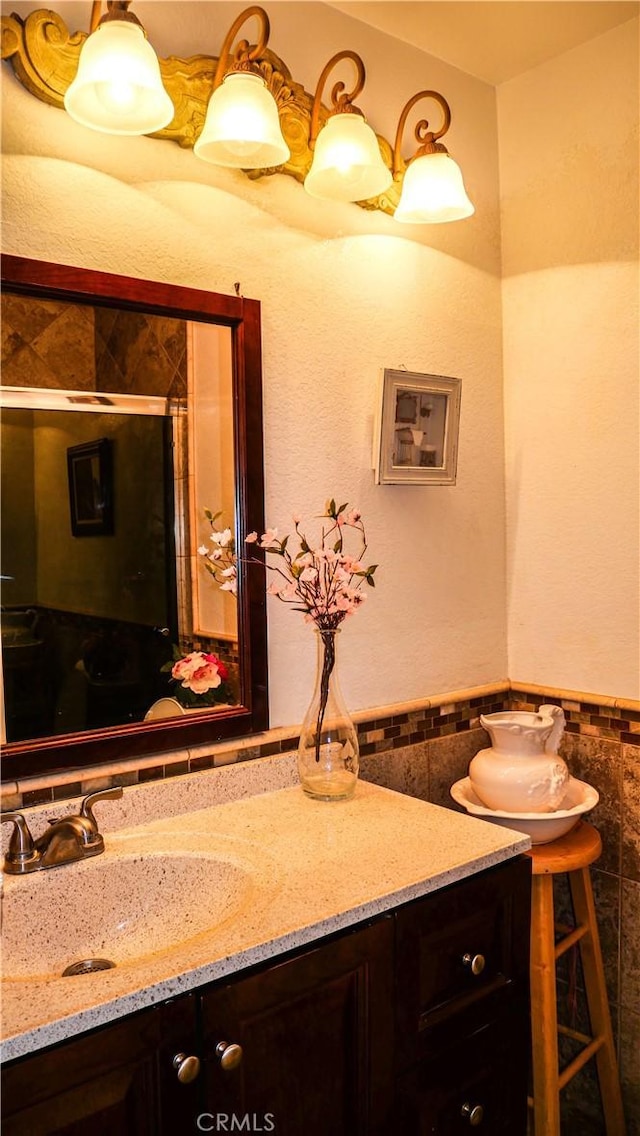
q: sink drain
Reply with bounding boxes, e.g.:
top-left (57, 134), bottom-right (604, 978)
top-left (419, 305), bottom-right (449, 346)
top-left (62, 958), bottom-right (116, 977)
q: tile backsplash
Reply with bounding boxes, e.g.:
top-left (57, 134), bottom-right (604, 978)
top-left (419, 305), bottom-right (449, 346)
top-left (3, 680), bottom-right (638, 808)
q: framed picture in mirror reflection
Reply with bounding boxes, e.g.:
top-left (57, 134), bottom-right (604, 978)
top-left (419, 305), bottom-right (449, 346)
top-left (67, 438), bottom-right (114, 536)
top-left (373, 369), bottom-right (461, 486)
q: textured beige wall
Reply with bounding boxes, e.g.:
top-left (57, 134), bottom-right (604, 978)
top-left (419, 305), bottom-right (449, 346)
top-left (1, 1), bottom-right (506, 728)
top-left (499, 19), bottom-right (640, 700)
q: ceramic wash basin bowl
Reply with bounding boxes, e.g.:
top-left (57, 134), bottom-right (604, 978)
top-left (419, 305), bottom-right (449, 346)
top-left (1, 833), bottom-right (259, 981)
top-left (450, 776), bottom-right (599, 845)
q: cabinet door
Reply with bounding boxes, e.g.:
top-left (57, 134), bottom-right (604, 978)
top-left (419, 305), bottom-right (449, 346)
top-left (395, 856), bottom-right (531, 1065)
top-left (200, 918), bottom-right (394, 1136)
top-left (395, 1006), bottom-right (530, 1135)
top-left (1, 995), bottom-right (199, 1136)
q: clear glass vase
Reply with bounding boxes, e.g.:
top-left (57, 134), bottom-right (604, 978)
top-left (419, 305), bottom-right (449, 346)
top-left (297, 629), bottom-right (359, 801)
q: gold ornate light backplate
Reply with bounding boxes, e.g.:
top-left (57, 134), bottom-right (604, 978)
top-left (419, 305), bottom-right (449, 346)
top-left (1, 8), bottom-right (403, 216)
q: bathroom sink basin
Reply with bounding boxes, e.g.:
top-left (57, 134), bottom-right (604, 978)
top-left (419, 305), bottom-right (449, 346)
top-left (1, 632), bottom-right (42, 648)
top-left (2, 839), bottom-right (257, 981)
top-left (1, 610), bottom-right (40, 647)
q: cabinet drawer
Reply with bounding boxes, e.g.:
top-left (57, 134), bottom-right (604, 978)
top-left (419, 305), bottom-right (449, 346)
top-left (395, 1002), bottom-right (529, 1135)
top-left (395, 857), bottom-right (531, 1064)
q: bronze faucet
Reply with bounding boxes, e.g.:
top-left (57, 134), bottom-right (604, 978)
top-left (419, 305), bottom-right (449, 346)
top-left (1, 787), bottom-right (123, 874)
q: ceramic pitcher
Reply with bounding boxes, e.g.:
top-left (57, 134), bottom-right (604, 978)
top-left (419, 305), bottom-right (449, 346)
top-left (469, 704), bottom-right (569, 813)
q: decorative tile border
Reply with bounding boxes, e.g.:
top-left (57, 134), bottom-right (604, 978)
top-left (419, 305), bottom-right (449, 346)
top-left (356, 692), bottom-right (508, 757)
top-left (3, 680), bottom-right (638, 810)
top-left (508, 684), bottom-right (640, 748)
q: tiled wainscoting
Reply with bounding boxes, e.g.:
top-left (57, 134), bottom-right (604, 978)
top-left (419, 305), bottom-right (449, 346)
top-left (3, 679), bottom-right (639, 1132)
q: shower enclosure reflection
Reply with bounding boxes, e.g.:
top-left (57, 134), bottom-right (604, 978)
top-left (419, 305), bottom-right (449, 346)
top-left (1, 400), bottom-right (181, 740)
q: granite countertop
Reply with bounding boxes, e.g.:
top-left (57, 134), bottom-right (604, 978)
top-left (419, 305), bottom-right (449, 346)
top-left (1, 775), bottom-right (530, 1062)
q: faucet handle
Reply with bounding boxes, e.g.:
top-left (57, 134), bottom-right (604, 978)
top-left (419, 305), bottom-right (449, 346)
top-left (1, 812), bottom-right (40, 872)
top-left (79, 786), bottom-right (124, 841)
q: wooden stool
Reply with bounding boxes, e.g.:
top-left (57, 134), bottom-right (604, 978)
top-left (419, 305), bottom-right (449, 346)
top-left (527, 822), bottom-right (626, 1135)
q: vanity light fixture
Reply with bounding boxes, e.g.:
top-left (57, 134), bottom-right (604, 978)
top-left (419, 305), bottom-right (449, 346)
top-left (193, 5), bottom-right (290, 169)
top-left (63, 0), bottom-right (174, 135)
top-left (392, 91), bottom-right (474, 224)
top-left (3, 5), bottom-right (475, 223)
top-left (304, 50), bottom-right (392, 203)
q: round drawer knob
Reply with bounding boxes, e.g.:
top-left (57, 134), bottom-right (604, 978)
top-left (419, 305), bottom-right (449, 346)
top-left (172, 1052), bottom-right (201, 1083)
top-left (462, 952), bottom-right (486, 976)
top-left (215, 1040), bottom-right (243, 1070)
top-left (461, 1101), bottom-right (484, 1126)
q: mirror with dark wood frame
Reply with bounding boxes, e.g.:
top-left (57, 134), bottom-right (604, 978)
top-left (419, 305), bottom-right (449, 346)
top-left (0, 255), bottom-right (268, 781)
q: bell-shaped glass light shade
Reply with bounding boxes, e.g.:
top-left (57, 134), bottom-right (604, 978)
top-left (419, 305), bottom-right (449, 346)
top-left (304, 114), bottom-right (392, 202)
top-left (64, 21), bottom-right (174, 135)
top-left (194, 72), bottom-right (290, 168)
top-left (394, 152), bottom-right (474, 224)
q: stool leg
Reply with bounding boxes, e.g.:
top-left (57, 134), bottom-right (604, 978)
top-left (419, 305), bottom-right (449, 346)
top-left (530, 874), bottom-right (561, 1136)
top-left (569, 867), bottom-right (626, 1135)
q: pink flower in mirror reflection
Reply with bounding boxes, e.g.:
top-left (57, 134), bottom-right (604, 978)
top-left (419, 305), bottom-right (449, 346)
top-left (198, 510), bottom-right (237, 597)
top-left (210, 527), bottom-right (233, 547)
top-left (220, 565), bottom-right (237, 594)
top-left (171, 651), bottom-right (229, 695)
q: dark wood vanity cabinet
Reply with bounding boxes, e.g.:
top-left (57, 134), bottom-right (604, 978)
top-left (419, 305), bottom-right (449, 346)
top-left (1, 857), bottom-right (531, 1136)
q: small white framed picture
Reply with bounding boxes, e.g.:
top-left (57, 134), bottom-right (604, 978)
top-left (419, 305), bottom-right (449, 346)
top-left (373, 369), bottom-right (462, 485)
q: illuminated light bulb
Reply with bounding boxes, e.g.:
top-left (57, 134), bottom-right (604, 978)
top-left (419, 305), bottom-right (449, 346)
top-left (94, 78), bottom-right (137, 115)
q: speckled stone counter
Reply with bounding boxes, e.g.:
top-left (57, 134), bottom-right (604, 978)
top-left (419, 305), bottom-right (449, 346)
top-left (1, 765), bottom-right (530, 1062)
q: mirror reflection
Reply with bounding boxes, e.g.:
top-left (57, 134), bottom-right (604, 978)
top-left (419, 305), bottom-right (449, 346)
top-left (1, 291), bottom-right (240, 744)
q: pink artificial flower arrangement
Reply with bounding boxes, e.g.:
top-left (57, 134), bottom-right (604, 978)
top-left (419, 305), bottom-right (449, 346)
top-left (246, 498), bottom-right (377, 767)
top-left (161, 649), bottom-right (232, 708)
top-left (245, 498), bottom-right (377, 629)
